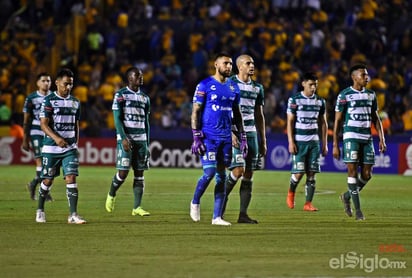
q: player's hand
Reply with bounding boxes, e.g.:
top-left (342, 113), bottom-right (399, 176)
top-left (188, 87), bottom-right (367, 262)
top-left (288, 142), bottom-right (297, 155)
top-left (240, 132), bottom-right (248, 158)
top-left (322, 144), bottom-right (328, 157)
top-left (332, 145), bottom-right (340, 160)
top-left (191, 129), bottom-right (206, 156)
top-left (379, 141), bottom-right (387, 153)
top-left (55, 137), bottom-right (68, 148)
top-left (122, 138), bottom-right (132, 152)
top-left (21, 140), bottom-right (30, 152)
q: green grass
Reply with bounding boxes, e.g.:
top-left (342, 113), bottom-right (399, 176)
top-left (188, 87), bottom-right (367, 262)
top-left (0, 166), bottom-right (411, 278)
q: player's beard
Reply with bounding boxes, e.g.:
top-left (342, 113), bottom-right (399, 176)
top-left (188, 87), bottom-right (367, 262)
top-left (218, 68), bottom-right (231, 78)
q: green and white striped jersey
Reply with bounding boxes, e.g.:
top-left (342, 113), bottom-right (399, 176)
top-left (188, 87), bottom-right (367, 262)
top-left (335, 86), bottom-right (377, 142)
top-left (23, 91), bottom-right (51, 136)
top-left (112, 87), bottom-right (150, 142)
top-left (287, 91), bottom-right (326, 142)
top-left (230, 75), bottom-right (264, 133)
top-left (40, 92), bottom-right (80, 154)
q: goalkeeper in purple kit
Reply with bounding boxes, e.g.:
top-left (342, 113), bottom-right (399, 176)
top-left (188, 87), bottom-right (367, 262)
top-left (190, 53), bottom-right (247, 226)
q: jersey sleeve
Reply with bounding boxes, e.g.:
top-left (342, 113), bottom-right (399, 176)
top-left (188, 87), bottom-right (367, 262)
top-left (256, 84), bottom-right (265, 106)
top-left (23, 96), bottom-right (32, 114)
top-left (40, 97), bottom-right (52, 119)
top-left (286, 96), bottom-right (297, 115)
top-left (335, 92), bottom-right (346, 112)
top-left (193, 82), bottom-right (207, 106)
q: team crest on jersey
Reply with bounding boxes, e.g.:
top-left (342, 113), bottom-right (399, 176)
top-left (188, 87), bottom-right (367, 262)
top-left (207, 152), bottom-right (216, 161)
top-left (235, 154), bottom-right (244, 163)
top-left (230, 85), bottom-right (235, 91)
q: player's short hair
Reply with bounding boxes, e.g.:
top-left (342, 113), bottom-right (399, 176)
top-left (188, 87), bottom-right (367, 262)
top-left (214, 52), bottom-right (231, 61)
top-left (349, 64), bottom-right (367, 76)
top-left (36, 72), bottom-right (50, 81)
top-left (56, 68), bottom-right (74, 79)
top-left (125, 67), bottom-right (142, 81)
top-left (302, 72), bottom-right (318, 81)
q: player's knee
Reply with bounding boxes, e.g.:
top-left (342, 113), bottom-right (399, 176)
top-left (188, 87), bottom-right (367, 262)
top-left (117, 170), bottom-right (129, 180)
top-left (202, 167), bottom-right (216, 182)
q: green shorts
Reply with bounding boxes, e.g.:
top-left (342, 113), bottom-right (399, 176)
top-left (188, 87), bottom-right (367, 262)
top-left (291, 141), bottom-right (321, 173)
top-left (342, 139), bottom-right (375, 164)
top-left (116, 140), bottom-right (150, 171)
top-left (229, 132), bottom-right (259, 171)
top-left (41, 149), bottom-right (79, 179)
top-left (31, 135), bottom-right (44, 158)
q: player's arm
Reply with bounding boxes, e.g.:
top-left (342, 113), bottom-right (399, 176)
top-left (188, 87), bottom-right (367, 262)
top-left (191, 103), bottom-right (202, 130)
top-left (286, 112), bottom-right (297, 154)
top-left (254, 104), bottom-right (267, 156)
top-left (40, 116), bottom-right (68, 148)
top-left (332, 111), bottom-right (343, 159)
top-left (371, 110), bottom-right (387, 153)
top-left (232, 104), bottom-right (245, 133)
top-left (318, 111), bottom-right (328, 156)
top-left (22, 112), bottom-right (32, 151)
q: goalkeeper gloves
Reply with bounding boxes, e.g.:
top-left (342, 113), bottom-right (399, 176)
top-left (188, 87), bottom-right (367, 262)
top-left (191, 129), bottom-right (206, 156)
top-left (240, 132), bottom-right (248, 158)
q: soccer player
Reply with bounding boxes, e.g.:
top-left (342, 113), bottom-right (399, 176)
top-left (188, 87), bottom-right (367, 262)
top-left (22, 72), bottom-right (53, 201)
top-left (105, 67), bottom-right (151, 217)
top-left (36, 68), bottom-right (86, 224)
top-left (333, 64), bottom-right (386, 220)
top-left (190, 52), bottom-right (247, 226)
top-left (223, 54), bottom-right (266, 224)
top-left (286, 72), bottom-right (328, 211)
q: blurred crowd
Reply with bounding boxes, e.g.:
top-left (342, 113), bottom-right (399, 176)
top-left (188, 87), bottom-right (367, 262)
top-left (1, 0), bottom-right (412, 138)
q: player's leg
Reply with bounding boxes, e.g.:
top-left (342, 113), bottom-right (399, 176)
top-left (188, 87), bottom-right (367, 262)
top-left (27, 137), bottom-right (44, 200)
top-left (131, 143), bottom-right (150, 216)
top-left (211, 140), bottom-right (231, 226)
top-left (36, 152), bottom-right (58, 223)
top-left (358, 141), bottom-right (374, 192)
top-left (303, 172), bottom-right (318, 211)
top-left (303, 143), bottom-right (320, 211)
top-left (106, 141), bottom-right (130, 212)
top-left (222, 145), bottom-right (244, 216)
top-left (288, 144), bottom-right (306, 208)
top-left (214, 166), bottom-right (226, 219)
top-left (238, 135), bottom-right (258, 222)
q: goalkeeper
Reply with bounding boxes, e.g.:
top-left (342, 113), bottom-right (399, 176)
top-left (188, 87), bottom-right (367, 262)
top-left (190, 53), bottom-right (247, 226)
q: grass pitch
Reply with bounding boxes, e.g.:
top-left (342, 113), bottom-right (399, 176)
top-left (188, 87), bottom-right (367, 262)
top-left (0, 166), bottom-right (411, 278)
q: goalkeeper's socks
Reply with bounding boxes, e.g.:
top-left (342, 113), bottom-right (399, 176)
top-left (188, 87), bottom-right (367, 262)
top-left (213, 175), bottom-right (225, 219)
top-left (192, 174), bottom-right (212, 204)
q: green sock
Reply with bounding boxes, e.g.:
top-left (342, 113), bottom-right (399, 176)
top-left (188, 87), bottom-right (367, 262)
top-left (66, 184), bottom-right (78, 214)
top-left (37, 183), bottom-right (49, 210)
top-left (343, 190), bottom-right (351, 200)
top-left (289, 176), bottom-right (299, 192)
top-left (240, 179), bottom-right (252, 214)
top-left (305, 180), bottom-right (316, 202)
top-left (133, 177), bottom-right (144, 209)
top-left (348, 181), bottom-right (360, 210)
top-left (222, 173), bottom-right (237, 214)
top-left (357, 175), bottom-right (368, 192)
top-left (109, 174), bottom-right (124, 197)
